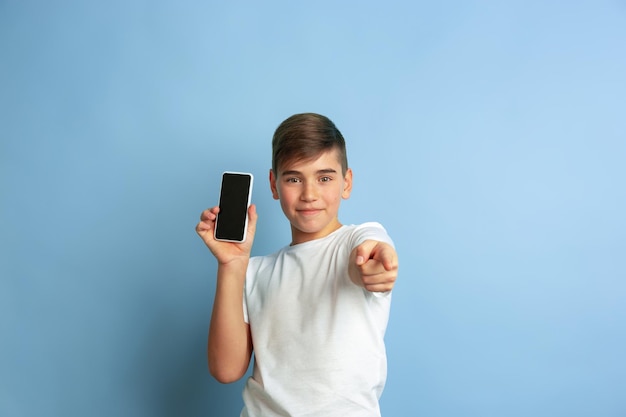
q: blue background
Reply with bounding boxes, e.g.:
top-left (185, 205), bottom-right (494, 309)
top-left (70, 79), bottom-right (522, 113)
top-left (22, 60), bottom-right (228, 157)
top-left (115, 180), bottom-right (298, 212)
top-left (2, 1), bottom-right (625, 416)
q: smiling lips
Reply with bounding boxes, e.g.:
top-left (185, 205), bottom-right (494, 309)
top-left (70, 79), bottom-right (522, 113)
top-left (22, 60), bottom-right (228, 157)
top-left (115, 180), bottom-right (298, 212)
top-left (297, 208), bottom-right (322, 216)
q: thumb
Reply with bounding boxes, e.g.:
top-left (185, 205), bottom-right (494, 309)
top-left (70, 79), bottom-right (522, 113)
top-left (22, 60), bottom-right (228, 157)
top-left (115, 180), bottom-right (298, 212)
top-left (246, 204), bottom-right (258, 239)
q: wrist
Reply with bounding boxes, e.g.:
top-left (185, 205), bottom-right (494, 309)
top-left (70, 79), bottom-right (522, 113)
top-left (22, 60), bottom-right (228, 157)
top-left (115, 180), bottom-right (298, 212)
top-left (217, 257), bottom-right (249, 277)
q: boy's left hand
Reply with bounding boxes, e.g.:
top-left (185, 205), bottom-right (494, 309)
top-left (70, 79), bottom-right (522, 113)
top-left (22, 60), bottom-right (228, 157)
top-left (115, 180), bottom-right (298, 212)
top-left (349, 240), bottom-right (398, 293)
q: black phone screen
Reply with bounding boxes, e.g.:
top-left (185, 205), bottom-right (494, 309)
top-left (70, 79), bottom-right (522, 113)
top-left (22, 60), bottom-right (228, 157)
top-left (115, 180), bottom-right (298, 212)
top-left (215, 172), bottom-right (252, 242)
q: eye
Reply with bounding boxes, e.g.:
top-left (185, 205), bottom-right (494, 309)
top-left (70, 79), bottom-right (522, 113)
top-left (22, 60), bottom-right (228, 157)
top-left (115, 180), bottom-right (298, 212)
top-left (285, 177), bottom-right (301, 183)
top-left (319, 176), bottom-right (332, 182)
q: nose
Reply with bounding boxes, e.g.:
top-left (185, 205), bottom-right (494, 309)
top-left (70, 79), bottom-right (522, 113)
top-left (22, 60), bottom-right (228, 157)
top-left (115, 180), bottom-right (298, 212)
top-left (300, 181), bottom-right (318, 202)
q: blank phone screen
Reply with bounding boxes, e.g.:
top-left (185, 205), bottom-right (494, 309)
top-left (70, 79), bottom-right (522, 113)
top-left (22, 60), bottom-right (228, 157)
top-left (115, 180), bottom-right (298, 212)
top-left (215, 173), bottom-right (252, 241)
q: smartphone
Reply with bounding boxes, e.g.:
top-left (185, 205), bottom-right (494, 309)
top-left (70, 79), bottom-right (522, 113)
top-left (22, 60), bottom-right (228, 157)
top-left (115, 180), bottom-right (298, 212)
top-left (214, 171), bottom-right (254, 243)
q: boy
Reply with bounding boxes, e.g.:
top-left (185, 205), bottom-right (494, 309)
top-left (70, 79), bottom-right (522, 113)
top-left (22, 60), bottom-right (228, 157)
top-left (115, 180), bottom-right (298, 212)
top-left (196, 113), bottom-right (398, 416)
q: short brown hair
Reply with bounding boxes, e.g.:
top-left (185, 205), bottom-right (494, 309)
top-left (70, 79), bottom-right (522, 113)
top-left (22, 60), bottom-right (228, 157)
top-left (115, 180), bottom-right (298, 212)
top-left (272, 113), bottom-right (348, 174)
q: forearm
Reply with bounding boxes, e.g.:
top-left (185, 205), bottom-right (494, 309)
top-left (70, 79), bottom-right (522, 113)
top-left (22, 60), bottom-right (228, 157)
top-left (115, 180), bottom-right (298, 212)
top-left (208, 261), bottom-right (252, 383)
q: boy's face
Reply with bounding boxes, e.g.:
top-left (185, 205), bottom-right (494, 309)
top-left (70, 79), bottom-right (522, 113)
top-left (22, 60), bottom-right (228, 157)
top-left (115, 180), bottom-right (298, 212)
top-left (269, 148), bottom-right (353, 245)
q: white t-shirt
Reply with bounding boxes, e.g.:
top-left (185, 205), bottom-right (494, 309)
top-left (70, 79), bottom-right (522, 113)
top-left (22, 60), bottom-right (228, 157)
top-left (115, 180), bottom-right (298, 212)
top-left (241, 222), bottom-right (394, 417)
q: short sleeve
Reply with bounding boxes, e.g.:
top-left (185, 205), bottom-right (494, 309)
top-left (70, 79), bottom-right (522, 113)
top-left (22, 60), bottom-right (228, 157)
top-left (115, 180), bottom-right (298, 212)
top-left (242, 257), bottom-right (259, 324)
top-left (243, 290), bottom-right (249, 324)
top-left (349, 222), bottom-right (395, 298)
top-left (349, 222), bottom-right (394, 250)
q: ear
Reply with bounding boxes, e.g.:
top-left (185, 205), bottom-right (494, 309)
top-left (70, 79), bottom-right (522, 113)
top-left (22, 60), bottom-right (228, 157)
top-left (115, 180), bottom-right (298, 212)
top-left (269, 169), bottom-right (280, 200)
top-left (342, 168), bottom-right (353, 199)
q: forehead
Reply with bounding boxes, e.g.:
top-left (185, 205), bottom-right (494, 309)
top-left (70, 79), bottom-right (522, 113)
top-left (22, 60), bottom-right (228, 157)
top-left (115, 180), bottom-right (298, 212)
top-left (278, 148), bottom-right (343, 174)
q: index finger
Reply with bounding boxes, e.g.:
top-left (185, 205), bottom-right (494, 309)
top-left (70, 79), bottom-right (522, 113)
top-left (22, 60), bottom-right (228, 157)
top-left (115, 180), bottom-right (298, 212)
top-left (355, 240), bottom-right (378, 266)
top-left (372, 243), bottom-right (398, 271)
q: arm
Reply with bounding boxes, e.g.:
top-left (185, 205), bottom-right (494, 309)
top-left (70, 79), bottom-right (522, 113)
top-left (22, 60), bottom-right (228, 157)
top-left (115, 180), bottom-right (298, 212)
top-left (196, 205), bottom-right (257, 383)
top-left (208, 260), bottom-right (253, 383)
top-left (348, 240), bottom-right (398, 293)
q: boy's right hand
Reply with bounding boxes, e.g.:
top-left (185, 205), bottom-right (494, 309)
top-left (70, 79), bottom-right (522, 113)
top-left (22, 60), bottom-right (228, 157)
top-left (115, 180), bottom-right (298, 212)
top-left (196, 204), bottom-right (258, 265)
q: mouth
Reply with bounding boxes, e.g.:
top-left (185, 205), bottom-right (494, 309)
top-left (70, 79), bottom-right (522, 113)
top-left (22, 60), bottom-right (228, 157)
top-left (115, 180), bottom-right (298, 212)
top-left (297, 208), bottom-right (322, 216)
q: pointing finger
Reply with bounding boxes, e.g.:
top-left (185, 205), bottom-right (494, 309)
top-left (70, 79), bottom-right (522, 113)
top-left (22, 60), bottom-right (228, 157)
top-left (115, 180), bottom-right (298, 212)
top-left (355, 240), bottom-right (378, 266)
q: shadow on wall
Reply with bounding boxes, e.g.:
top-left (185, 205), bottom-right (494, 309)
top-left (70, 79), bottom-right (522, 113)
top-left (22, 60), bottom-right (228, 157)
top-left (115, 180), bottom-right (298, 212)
top-left (126, 294), bottom-right (249, 417)
top-left (86, 153), bottom-right (276, 417)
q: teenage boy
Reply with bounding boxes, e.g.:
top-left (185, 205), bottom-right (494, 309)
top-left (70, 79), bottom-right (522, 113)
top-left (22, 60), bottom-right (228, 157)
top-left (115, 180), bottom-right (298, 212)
top-left (196, 113), bottom-right (399, 417)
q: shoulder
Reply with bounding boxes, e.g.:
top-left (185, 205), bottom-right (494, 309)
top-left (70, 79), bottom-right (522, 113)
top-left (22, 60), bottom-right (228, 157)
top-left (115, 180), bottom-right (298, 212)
top-left (249, 248), bottom-right (281, 267)
top-left (247, 244), bottom-right (292, 273)
top-left (344, 222), bottom-right (394, 248)
top-left (353, 221), bottom-right (386, 233)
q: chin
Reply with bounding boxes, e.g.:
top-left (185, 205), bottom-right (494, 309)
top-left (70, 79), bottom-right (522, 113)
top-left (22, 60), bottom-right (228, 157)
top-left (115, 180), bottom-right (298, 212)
top-left (293, 225), bottom-right (323, 235)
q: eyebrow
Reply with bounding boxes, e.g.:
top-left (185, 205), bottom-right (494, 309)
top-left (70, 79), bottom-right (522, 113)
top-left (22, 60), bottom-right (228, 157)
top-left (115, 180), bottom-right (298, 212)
top-left (281, 168), bottom-right (338, 176)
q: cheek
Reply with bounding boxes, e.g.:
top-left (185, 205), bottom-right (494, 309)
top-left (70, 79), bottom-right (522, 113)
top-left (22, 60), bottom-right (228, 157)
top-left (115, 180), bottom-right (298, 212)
top-left (277, 187), bottom-right (295, 206)
top-left (327, 189), bottom-right (343, 204)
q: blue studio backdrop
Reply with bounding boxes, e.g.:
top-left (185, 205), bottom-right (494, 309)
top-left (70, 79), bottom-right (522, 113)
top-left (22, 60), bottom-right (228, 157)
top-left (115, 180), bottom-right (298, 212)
top-left (1, 1), bottom-right (625, 416)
